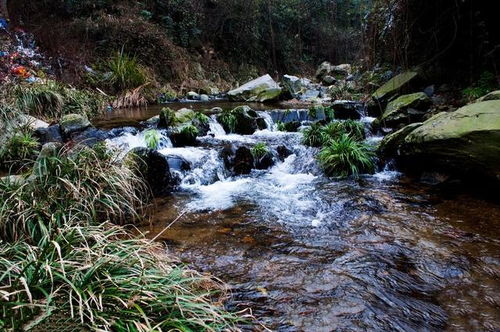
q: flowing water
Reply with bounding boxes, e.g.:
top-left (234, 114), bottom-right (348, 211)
top-left (106, 105), bottom-right (500, 331)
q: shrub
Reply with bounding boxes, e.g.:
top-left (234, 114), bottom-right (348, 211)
top-left (251, 142), bottom-right (268, 160)
top-left (0, 223), bottom-right (244, 331)
top-left (144, 129), bottom-right (160, 149)
top-left (15, 81), bottom-right (103, 120)
top-left (0, 143), bottom-right (149, 243)
top-left (0, 128), bottom-right (39, 171)
top-left (317, 134), bottom-right (375, 178)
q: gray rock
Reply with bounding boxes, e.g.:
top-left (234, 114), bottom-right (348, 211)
top-left (60, 114), bottom-right (91, 136)
top-left (228, 74), bottom-right (282, 102)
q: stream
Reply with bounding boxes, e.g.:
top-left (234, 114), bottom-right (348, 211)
top-left (104, 102), bottom-right (500, 331)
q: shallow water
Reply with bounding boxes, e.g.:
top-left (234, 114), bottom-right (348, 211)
top-left (105, 105), bottom-right (500, 331)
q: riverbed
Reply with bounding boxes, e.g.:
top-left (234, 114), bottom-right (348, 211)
top-left (104, 102), bottom-right (500, 331)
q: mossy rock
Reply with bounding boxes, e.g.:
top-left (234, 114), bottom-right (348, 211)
top-left (216, 105), bottom-right (263, 135)
top-left (380, 92), bottom-right (431, 128)
top-left (378, 122), bottom-right (423, 156)
top-left (399, 100), bottom-right (500, 180)
top-left (372, 71), bottom-right (418, 103)
top-left (60, 114), bottom-right (91, 136)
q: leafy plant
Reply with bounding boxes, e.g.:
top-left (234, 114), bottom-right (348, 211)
top-left (317, 134), bottom-right (375, 178)
top-left (0, 128), bottom-right (39, 170)
top-left (251, 142), bottom-right (269, 160)
top-left (180, 124), bottom-right (199, 140)
top-left (218, 109), bottom-right (238, 133)
top-left (325, 106), bottom-right (335, 122)
top-left (144, 129), bottom-right (160, 149)
top-left (302, 123), bottom-right (325, 147)
top-left (342, 119), bottom-right (365, 141)
top-left (194, 112), bottom-right (210, 125)
top-left (308, 105), bottom-right (323, 119)
top-left (276, 121), bottom-right (286, 132)
top-left (99, 48), bottom-right (147, 92)
top-left (159, 107), bottom-right (177, 128)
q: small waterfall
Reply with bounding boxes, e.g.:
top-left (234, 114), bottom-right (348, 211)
top-left (257, 111), bottom-right (275, 130)
top-left (106, 129), bottom-right (173, 154)
top-left (208, 116), bottom-right (226, 136)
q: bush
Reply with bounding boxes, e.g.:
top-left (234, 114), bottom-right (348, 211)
top-left (0, 223), bottom-right (244, 331)
top-left (0, 128), bottom-right (39, 171)
top-left (15, 81), bottom-right (103, 120)
top-left (317, 134), bottom-right (375, 178)
top-left (0, 143), bottom-right (149, 243)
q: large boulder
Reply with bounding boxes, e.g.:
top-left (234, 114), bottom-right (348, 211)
top-left (380, 92), bottom-right (432, 129)
top-left (228, 74), bottom-right (282, 102)
top-left (60, 114), bottom-right (91, 136)
top-left (331, 101), bottom-right (364, 120)
top-left (382, 101), bottom-right (500, 182)
top-left (124, 147), bottom-right (172, 195)
top-left (372, 71), bottom-right (419, 103)
top-left (158, 108), bottom-right (195, 128)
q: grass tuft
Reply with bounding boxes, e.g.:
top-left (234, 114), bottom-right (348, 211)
top-left (317, 134), bottom-right (375, 178)
top-left (251, 142), bottom-right (269, 160)
top-left (144, 129), bottom-right (160, 150)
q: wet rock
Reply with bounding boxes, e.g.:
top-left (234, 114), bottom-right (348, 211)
top-left (199, 94), bottom-right (210, 102)
top-left (169, 125), bottom-right (199, 147)
top-left (124, 147), bottom-right (172, 195)
top-left (233, 147), bottom-right (254, 175)
top-left (372, 71), bottom-right (419, 103)
top-left (383, 101), bottom-right (500, 183)
top-left (166, 155), bottom-right (191, 172)
top-left (282, 75), bottom-right (304, 97)
top-left (60, 114), bottom-right (91, 136)
top-left (254, 152), bottom-right (274, 170)
top-left (175, 108), bottom-right (196, 124)
top-left (331, 101), bottom-right (363, 120)
top-left (158, 108), bottom-right (175, 128)
top-left (379, 92), bottom-right (432, 129)
top-left (228, 74), bottom-right (282, 102)
top-left (71, 127), bottom-right (111, 146)
top-left (34, 125), bottom-right (63, 145)
top-left (217, 105), bottom-right (263, 135)
top-left (277, 145), bottom-right (292, 161)
top-left (192, 117), bottom-right (210, 136)
top-left (279, 121), bottom-right (301, 132)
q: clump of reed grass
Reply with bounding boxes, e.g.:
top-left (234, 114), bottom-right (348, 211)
top-left (0, 143), bottom-right (149, 243)
top-left (0, 127), bottom-right (40, 171)
top-left (302, 120), bottom-right (365, 147)
top-left (98, 49), bottom-right (148, 92)
top-left (0, 223), bottom-right (244, 331)
top-left (15, 80), bottom-right (104, 120)
top-left (144, 129), bottom-right (160, 149)
top-left (317, 134), bottom-right (375, 178)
